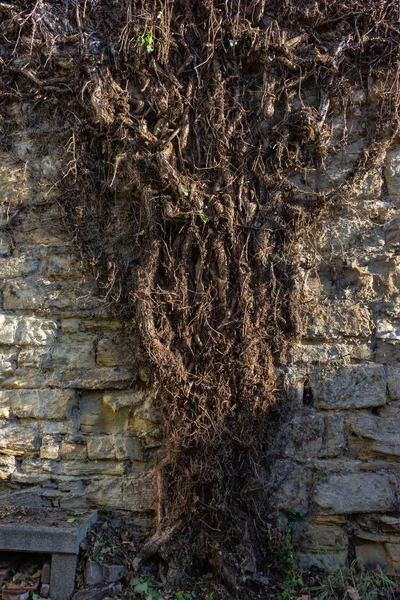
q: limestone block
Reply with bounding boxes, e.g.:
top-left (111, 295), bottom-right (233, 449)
top-left (3, 279), bottom-right (100, 314)
top-left (60, 442), bottom-right (88, 460)
top-left (296, 550), bottom-right (348, 570)
top-left (0, 233), bottom-right (11, 257)
top-left (314, 472), bottom-right (396, 513)
top-left (40, 436), bottom-right (60, 460)
top-left (47, 254), bottom-right (82, 280)
top-left (0, 315), bottom-right (20, 344)
top-left (385, 543), bottom-right (400, 564)
top-left (80, 392), bottom-right (130, 434)
top-left (0, 389), bottom-right (76, 419)
top-left (17, 347), bottom-right (50, 368)
top-left (385, 216), bottom-right (400, 250)
top-left (276, 413), bottom-right (345, 459)
top-left (18, 317), bottom-right (57, 346)
top-left (86, 473), bottom-right (156, 512)
top-left (0, 257), bottom-right (39, 279)
top-left (39, 420), bottom-right (77, 435)
top-left (310, 364), bottom-right (387, 409)
top-left (96, 339), bottom-right (132, 367)
top-left (293, 520), bottom-right (348, 552)
top-left (12, 205), bottom-right (66, 245)
top-left (384, 146), bottom-right (400, 198)
top-left (375, 342), bottom-right (400, 366)
top-left (348, 414), bottom-right (400, 456)
top-left (305, 304), bottom-right (372, 341)
top-left (355, 542), bottom-right (389, 570)
top-left (51, 343), bottom-right (96, 369)
top-left (387, 368), bottom-right (400, 400)
top-left (102, 390), bottom-right (145, 412)
top-left (0, 349), bottom-right (16, 377)
top-left (0, 423), bottom-right (40, 455)
top-left (20, 457), bottom-right (124, 477)
top-left (268, 460), bottom-right (311, 512)
top-left (1, 367), bottom-right (135, 390)
top-left (87, 435), bottom-right (142, 461)
top-left (0, 455), bottom-right (16, 479)
top-left (375, 320), bottom-right (400, 341)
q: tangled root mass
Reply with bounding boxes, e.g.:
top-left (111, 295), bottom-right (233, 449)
top-left (1, 0), bottom-right (400, 595)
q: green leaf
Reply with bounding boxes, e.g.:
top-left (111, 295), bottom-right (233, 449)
top-left (396, 53), bottom-right (400, 62)
top-left (66, 518), bottom-right (76, 523)
top-left (133, 582), bottom-right (149, 593)
top-left (199, 210), bottom-right (208, 223)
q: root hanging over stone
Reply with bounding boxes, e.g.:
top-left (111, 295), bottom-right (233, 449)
top-left (1, 1), bottom-right (400, 597)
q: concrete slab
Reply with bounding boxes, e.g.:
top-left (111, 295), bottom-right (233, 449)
top-left (0, 509), bottom-right (98, 600)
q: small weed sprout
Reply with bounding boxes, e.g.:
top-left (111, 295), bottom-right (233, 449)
top-left (138, 31), bottom-right (154, 53)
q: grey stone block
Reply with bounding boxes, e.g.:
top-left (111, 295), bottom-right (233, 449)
top-left (84, 561), bottom-right (103, 586)
top-left (102, 564), bottom-right (125, 583)
top-left (310, 364), bottom-right (387, 409)
top-left (314, 473), bottom-right (396, 514)
top-left (51, 553), bottom-right (77, 600)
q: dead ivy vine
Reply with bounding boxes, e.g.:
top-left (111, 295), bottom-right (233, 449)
top-left (1, 0), bottom-right (400, 596)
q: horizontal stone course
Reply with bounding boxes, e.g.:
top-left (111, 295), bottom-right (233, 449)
top-left (0, 389), bottom-right (76, 419)
top-left (314, 472), bottom-right (396, 514)
top-left (309, 364), bottom-right (387, 409)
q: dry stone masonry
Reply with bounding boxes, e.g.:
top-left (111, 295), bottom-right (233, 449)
top-left (3, 91), bottom-right (400, 572)
top-left (0, 101), bottom-right (157, 529)
top-left (269, 98), bottom-right (400, 573)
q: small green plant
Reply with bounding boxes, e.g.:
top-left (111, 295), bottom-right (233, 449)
top-left (308, 561), bottom-right (397, 600)
top-left (129, 575), bottom-right (164, 598)
top-left (277, 522), bottom-right (303, 600)
top-left (183, 187), bottom-right (190, 197)
top-left (28, 564), bottom-right (38, 574)
top-left (138, 31), bottom-right (154, 53)
top-left (396, 53), bottom-right (400, 62)
top-left (120, 482), bottom-right (127, 493)
top-left (198, 210), bottom-right (208, 223)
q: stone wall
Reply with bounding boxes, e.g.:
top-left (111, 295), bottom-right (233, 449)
top-left (3, 92), bottom-right (400, 568)
top-left (269, 99), bottom-right (400, 572)
top-left (0, 101), bottom-right (158, 529)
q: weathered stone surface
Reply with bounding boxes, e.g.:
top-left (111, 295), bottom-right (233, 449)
top-left (269, 460), bottom-right (311, 512)
top-left (314, 473), bottom-right (396, 513)
top-left (47, 254), bottom-right (82, 280)
top-left (19, 317), bottom-right (57, 346)
top-left (310, 364), bottom-right (387, 409)
top-left (84, 561), bottom-right (103, 586)
top-left (0, 315), bottom-right (20, 344)
top-left (384, 147), bottom-right (400, 197)
top-left (0, 423), bottom-right (40, 455)
top-left (3, 279), bottom-right (100, 314)
top-left (305, 303), bottom-right (372, 340)
top-left (86, 473), bottom-right (156, 512)
top-left (0, 389), bottom-right (76, 419)
top-left (348, 414), bottom-right (400, 456)
top-left (0, 257), bottom-right (39, 279)
top-left (80, 393), bottom-right (131, 434)
top-left (102, 390), bottom-right (145, 412)
top-left (51, 344), bottom-right (96, 369)
top-left (387, 367), bottom-right (400, 400)
top-left (0, 455), bottom-right (16, 479)
top-left (276, 413), bottom-right (345, 459)
top-left (96, 339), bottom-right (132, 367)
top-left (293, 520), bottom-right (348, 552)
top-left (296, 550), bottom-right (348, 570)
top-left (355, 542), bottom-right (389, 570)
top-left (87, 435), bottom-right (141, 461)
top-left (1, 367), bottom-right (135, 389)
top-left (0, 349), bottom-right (16, 377)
